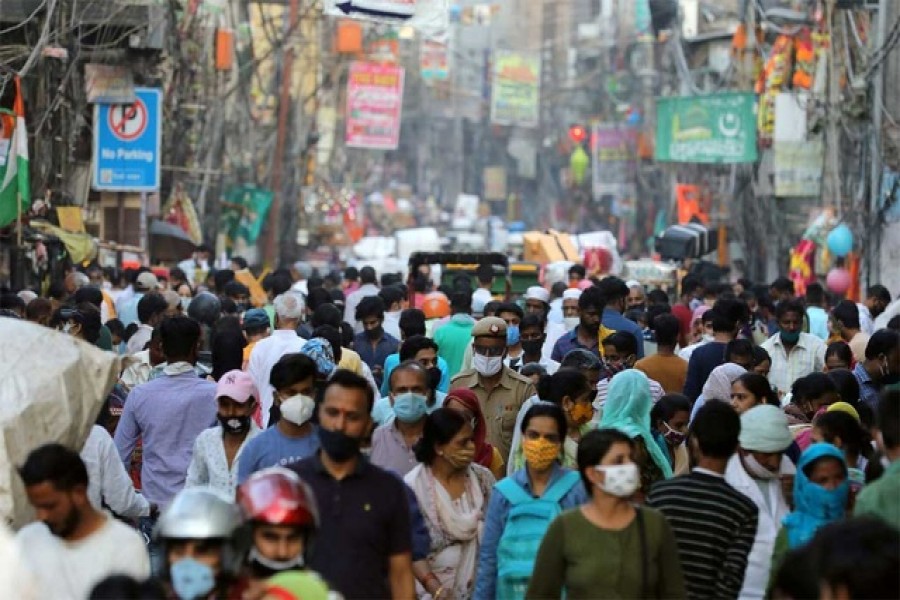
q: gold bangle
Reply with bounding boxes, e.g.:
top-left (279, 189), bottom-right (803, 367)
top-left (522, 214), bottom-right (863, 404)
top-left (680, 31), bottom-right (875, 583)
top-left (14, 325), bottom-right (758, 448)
top-left (434, 587), bottom-right (445, 600)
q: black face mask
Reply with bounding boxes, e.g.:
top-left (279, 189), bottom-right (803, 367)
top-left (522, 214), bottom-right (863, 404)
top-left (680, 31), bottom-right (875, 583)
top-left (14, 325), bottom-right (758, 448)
top-left (365, 326), bottom-right (383, 340)
top-left (318, 427), bottom-right (361, 462)
top-left (521, 339), bottom-right (544, 356)
top-left (427, 366), bottom-right (442, 391)
top-left (218, 414), bottom-right (251, 435)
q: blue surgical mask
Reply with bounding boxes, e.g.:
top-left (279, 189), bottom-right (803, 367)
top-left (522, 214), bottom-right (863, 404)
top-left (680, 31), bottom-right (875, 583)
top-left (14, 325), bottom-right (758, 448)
top-left (507, 325), bottom-right (520, 346)
top-left (393, 392), bottom-right (428, 423)
top-left (170, 557), bottom-right (216, 600)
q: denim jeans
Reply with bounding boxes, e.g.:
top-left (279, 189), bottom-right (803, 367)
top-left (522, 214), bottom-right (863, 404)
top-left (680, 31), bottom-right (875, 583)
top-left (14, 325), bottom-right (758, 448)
top-left (138, 516), bottom-right (164, 576)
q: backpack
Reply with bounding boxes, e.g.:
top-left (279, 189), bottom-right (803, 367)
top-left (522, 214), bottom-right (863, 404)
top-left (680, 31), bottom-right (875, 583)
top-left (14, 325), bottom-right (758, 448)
top-left (495, 470), bottom-right (582, 598)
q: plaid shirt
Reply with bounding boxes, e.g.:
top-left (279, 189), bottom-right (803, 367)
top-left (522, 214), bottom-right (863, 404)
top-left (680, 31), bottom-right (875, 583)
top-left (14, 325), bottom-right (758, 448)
top-left (761, 332), bottom-right (826, 396)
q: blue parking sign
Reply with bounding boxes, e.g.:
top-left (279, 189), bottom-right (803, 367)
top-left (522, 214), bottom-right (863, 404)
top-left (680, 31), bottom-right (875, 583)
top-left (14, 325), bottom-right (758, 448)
top-left (93, 87), bottom-right (162, 191)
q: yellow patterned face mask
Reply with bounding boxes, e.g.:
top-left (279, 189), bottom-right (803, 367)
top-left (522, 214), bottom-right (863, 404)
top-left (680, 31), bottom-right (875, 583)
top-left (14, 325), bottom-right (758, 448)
top-left (522, 438), bottom-right (561, 471)
top-left (568, 402), bottom-right (594, 426)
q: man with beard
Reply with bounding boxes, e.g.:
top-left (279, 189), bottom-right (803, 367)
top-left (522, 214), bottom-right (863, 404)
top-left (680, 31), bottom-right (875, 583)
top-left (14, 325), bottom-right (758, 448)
top-left (16, 444), bottom-right (149, 598)
top-left (291, 370), bottom-right (415, 599)
top-left (857, 284), bottom-right (891, 335)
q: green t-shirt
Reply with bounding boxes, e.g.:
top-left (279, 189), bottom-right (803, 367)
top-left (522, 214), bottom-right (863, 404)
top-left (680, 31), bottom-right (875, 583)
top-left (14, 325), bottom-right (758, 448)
top-left (527, 507), bottom-right (686, 599)
top-left (854, 459), bottom-right (900, 530)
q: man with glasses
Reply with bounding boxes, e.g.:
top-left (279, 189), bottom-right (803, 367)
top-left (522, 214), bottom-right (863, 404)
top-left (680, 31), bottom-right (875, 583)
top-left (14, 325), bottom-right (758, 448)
top-left (450, 317), bottom-right (536, 462)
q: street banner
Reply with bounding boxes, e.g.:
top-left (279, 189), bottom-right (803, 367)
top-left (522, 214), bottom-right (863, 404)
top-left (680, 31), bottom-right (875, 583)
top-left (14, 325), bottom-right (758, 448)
top-left (345, 61), bottom-right (405, 150)
top-left (592, 123), bottom-right (637, 201)
top-left (221, 185), bottom-right (274, 247)
top-left (655, 92), bottom-right (758, 164)
top-left (490, 51), bottom-right (540, 128)
top-left (774, 140), bottom-right (823, 197)
top-left (420, 39), bottom-right (449, 81)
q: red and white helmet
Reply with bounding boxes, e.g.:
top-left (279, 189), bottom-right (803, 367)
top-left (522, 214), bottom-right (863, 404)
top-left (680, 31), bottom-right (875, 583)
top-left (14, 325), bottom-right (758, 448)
top-left (237, 467), bottom-right (319, 530)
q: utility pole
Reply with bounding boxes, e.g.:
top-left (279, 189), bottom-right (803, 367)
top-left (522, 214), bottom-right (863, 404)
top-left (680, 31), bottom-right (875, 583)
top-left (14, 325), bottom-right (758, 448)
top-left (868, 0), bottom-right (888, 286)
top-left (266, 0), bottom-right (300, 268)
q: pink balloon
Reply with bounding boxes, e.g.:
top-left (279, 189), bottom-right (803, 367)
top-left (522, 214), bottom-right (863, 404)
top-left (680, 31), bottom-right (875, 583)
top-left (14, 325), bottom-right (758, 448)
top-left (826, 268), bottom-right (852, 294)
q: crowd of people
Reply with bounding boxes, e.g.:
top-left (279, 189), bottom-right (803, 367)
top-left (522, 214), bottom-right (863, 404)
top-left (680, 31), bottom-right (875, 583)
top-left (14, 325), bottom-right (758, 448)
top-left (0, 254), bottom-right (898, 600)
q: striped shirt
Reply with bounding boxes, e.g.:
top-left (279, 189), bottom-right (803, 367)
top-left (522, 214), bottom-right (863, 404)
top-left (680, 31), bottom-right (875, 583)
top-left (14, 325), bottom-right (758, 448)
top-left (760, 333), bottom-right (826, 396)
top-left (647, 469), bottom-right (759, 600)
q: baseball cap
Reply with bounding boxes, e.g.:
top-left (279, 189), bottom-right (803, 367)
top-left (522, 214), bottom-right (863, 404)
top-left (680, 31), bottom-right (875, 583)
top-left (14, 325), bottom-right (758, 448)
top-left (242, 308), bottom-right (270, 330)
top-left (136, 272), bottom-right (161, 291)
top-left (216, 370), bottom-right (257, 403)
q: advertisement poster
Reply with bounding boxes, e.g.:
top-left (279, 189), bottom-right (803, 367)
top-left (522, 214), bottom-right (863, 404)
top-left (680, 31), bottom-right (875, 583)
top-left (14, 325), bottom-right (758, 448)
top-left (773, 140), bottom-right (824, 197)
top-left (592, 123), bottom-right (637, 201)
top-left (490, 51), bottom-right (540, 127)
top-left (655, 93), bottom-right (758, 164)
top-left (420, 39), bottom-right (449, 81)
top-left (346, 62), bottom-right (405, 150)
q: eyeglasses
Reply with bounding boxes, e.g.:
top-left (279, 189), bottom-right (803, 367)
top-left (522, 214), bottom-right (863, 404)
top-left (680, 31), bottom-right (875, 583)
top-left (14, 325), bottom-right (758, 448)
top-left (473, 345), bottom-right (505, 357)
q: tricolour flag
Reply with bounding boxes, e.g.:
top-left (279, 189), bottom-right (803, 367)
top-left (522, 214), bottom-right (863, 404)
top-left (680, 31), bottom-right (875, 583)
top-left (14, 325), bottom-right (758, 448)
top-left (0, 76), bottom-right (30, 228)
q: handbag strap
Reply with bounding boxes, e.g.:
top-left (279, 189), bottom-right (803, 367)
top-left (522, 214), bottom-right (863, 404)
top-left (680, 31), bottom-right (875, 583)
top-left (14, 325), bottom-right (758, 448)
top-left (636, 506), bottom-right (648, 598)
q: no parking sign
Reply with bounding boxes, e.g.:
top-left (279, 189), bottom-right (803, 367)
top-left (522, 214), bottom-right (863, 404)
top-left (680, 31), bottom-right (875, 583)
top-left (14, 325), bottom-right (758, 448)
top-left (92, 87), bottom-right (162, 191)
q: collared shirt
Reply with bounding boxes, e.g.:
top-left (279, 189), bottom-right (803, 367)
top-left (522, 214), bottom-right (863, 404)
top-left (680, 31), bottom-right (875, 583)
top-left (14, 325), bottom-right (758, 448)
top-left (353, 331), bottom-right (400, 388)
top-left (344, 283), bottom-right (381, 331)
top-left (291, 453), bottom-right (412, 599)
top-left (450, 367), bottom-right (536, 462)
top-left (602, 307), bottom-right (646, 358)
top-left (761, 332), bottom-right (826, 396)
top-left (370, 421), bottom-right (420, 477)
top-left (186, 423), bottom-right (261, 497)
top-left (853, 362), bottom-right (881, 410)
top-left (550, 326), bottom-right (599, 362)
top-left (474, 463), bottom-right (588, 600)
top-left (114, 371), bottom-right (217, 506)
top-left (247, 330), bottom-right (307, 427)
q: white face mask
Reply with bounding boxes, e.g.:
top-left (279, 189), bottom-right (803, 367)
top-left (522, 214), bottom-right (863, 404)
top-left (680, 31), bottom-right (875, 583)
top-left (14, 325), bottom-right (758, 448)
top-left (473, 353), bottom-right (503, 377)
top-left (742, 453), bottom-right (780, 480)
top-left (279, 394), bottom-right (315, 426)
top-left (594, 463), bottom-right (640, 497)
top-left (180, 297), bottom-right (191, 311)
top-left (563, 317), bottom-right (580, 332)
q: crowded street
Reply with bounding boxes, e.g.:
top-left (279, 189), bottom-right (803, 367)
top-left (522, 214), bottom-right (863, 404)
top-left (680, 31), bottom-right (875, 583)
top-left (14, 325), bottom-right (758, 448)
top-left (1, 0), bottom-right (900, 599)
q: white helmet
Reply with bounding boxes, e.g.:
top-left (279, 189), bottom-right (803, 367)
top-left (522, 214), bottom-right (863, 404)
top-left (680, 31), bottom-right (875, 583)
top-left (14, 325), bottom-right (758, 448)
top-left (154, 488), bottom-right (242, 541)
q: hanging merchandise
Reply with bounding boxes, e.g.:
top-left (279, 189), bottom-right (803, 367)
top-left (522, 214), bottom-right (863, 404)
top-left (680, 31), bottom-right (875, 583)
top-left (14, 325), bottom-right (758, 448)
top-left (825, 224), bottom-right (853, 257)
top-left (825, 267), bottom-right (852, 295)
top-left (756, 35), bottom-right (793, 144)
top-left (675, 184), bottom-right (710, 225)
top-left (162, 184), bottom-right (203, 245)
top-left (788, 240), bottom-right (816, 297)
top-left (220, 185), bottom-right (274, 251)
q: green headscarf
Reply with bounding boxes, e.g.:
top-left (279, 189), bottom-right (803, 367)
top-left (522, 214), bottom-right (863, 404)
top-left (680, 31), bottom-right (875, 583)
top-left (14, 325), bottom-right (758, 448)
top-left (600, 370), bottom-right (674, 478)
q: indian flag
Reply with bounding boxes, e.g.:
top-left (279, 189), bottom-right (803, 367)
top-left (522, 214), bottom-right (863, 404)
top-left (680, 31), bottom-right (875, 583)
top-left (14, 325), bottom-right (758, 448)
top-left (0, 76), bottom-right (30, 228)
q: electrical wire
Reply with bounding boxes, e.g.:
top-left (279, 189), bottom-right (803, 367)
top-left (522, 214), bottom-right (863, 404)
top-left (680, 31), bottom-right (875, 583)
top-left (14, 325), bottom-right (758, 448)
top-left (0, 0), bottom-right (48, 36)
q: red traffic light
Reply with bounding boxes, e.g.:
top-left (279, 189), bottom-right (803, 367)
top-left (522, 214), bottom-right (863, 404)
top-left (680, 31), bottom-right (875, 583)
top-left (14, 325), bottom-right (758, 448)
top-left (568, 125), bottom-right (587, 143)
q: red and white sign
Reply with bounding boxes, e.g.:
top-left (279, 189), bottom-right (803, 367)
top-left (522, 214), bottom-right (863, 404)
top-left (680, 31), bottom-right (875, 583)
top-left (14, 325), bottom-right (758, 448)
top-left (107, 99), bottom-right (148, 142)
top-left (345, 61), bottom-right (405, 150)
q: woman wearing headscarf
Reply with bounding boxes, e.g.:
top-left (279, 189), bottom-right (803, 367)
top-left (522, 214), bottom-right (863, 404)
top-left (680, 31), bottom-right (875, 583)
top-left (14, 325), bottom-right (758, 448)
top-left (444, 388), bottom-right (505, 479)
top-left (768, 443), bottom-right (849, 590)
top-left (599, 370), bottom-right (673, 499)
top-left (405, 409), bottom-right (495, 599)
top-left (689, 362), bottom-right (746, 421)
